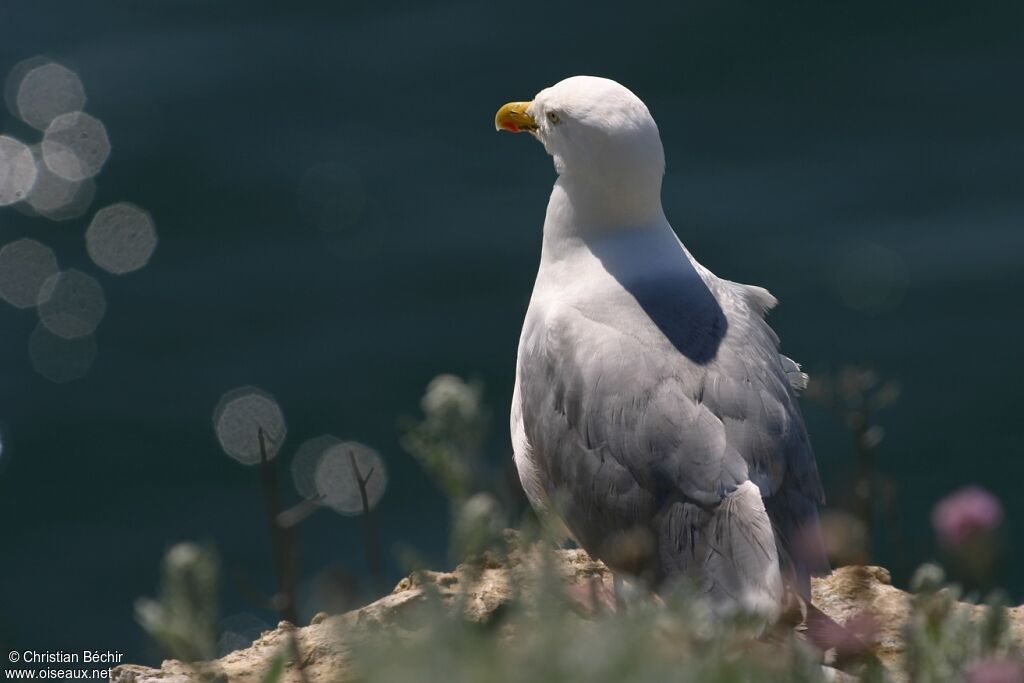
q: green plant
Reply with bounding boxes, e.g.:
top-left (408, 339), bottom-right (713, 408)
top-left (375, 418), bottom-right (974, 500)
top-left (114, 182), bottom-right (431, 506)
top-left (135, 543), bottom-right (220, 663)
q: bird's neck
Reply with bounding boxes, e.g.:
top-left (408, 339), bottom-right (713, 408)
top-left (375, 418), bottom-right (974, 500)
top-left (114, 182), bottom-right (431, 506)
top-left (540, 174), bottom-right (667, 265)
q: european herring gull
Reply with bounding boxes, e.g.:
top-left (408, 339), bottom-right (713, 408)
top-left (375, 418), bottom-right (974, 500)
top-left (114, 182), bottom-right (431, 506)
top-left (496, 76), bottom-right (826, 617)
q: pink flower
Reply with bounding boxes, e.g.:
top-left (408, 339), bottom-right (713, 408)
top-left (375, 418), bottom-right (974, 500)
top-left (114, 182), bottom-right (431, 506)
top-left (965, 658), bottom-right (1024, 683)
top-left (931, 486), bottom-right (1003, 547)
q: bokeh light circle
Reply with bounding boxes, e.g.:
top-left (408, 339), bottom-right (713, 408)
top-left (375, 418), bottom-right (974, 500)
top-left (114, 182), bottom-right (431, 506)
top-left (314, 441), bottom-right (387, 515)
top-left (0, 136), bottom-right (38, 206)
top-left (28, 322), bottom-right (97, 383)
top-left (24, 144), bottom-right (95, 221)
top-left (15, 62), bottom-right (86, 131)
top-left (42, 112), bottom-right (110, 182)
top-left (4, 56), bottom-right (49, 117)
top-left (0, 238), bottom-right (58, 309)
top-left (213, 387), bottom-right (287, 465)
top-left (86, 202), bottom-right (158, 274)
top-left (291, 434), bottom-right (342, 500)
top-left (36, 269), bottom-right (106, 339)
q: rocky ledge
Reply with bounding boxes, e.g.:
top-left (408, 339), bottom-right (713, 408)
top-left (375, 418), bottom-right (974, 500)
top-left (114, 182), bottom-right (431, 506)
top-left (112, 536), bottom-right (1023, 683)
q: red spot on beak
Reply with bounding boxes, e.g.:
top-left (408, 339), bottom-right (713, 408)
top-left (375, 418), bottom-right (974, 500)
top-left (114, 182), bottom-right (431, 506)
top-left (502, 121), bottom-right (519, 132)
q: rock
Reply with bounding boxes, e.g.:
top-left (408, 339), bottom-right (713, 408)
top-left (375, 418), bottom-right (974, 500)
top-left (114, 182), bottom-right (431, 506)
top-left (111, 535), bottom-right (1021, 683)
top-left (811, 565), bottom-right (1024, 680)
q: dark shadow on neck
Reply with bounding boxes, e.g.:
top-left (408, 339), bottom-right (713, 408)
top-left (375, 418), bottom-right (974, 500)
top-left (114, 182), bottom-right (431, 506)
top-left (587, 233), bottom-right (727, 365)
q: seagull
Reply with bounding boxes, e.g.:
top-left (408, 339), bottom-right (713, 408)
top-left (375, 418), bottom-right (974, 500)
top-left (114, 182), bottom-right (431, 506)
top-left (496, 76), bottom-right (826, 617)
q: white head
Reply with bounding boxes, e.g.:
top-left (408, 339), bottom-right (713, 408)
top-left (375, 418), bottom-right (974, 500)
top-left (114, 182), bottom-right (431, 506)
top-left (496, 76), bottom-right (666, 230)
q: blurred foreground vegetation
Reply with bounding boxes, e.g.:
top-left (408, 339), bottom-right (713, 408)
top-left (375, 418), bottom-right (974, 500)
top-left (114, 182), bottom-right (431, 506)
top-left (131, 372), bottom-right (1021, 682)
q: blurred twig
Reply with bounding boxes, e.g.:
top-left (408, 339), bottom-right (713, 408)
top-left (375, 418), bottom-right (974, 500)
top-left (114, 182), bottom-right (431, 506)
top-left (258, 428), bottom-right (298, 623)
top-left (806, 365), bottom-right (900, 556)
top-left (257, 428), bottom-right (308, 683)
top-left (348, 447), bottom-right (385, 592)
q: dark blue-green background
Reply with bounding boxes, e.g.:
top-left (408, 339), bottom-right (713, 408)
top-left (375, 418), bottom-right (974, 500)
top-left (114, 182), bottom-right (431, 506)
top-left (1, 0), bottom-right (1022, 663)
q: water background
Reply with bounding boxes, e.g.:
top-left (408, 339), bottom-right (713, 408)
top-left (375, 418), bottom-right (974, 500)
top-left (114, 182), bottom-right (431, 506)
top-left (1, 0), bottom-right (1022, 662)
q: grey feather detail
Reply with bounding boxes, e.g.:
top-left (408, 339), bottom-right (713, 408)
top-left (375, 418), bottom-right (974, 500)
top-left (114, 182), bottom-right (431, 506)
top-left (741, 284), bottom-right (778, 315)
top-left (738, 283), bottom-right (809, 393)
top-left (658, 481), bottom-right (783, 614)
top-left (780, 355), bottom-right (809, 392)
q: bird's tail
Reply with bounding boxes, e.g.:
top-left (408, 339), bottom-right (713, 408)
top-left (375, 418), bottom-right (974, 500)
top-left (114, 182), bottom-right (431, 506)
top-left (658, 481), bottom-right (785, 618)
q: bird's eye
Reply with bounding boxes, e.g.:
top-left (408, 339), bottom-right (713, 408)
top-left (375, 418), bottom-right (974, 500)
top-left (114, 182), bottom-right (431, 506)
top-left (547, 111), bottom-right (561, 125)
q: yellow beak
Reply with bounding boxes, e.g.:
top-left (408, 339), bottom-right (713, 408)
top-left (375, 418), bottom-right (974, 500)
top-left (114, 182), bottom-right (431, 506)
top-left (494, 101), bottom-right (537, 133)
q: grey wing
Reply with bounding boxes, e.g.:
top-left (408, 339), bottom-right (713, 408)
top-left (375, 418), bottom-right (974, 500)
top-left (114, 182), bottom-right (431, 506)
top-left (698, 280), bottom-right (826, 597)
top-left (515, 276), bottom-right (824, 607)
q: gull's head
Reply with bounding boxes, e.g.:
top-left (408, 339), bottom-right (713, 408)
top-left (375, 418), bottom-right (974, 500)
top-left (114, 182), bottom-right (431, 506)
top-left (495, 76), bottom-right (665, 190)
